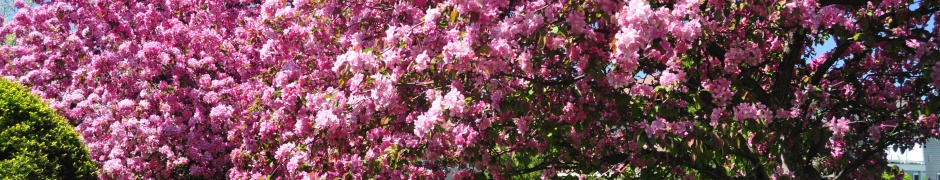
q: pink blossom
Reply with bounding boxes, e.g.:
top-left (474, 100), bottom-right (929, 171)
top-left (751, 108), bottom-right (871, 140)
top-left (275, 143), bottom-right (296, 161)
top-left (646, 118), bottom-right (669, 138)
top-left (203, 91), bottom-right (220, 104)
top-left (117, 99), bottom-right (135, 111)
top-left (830, 139), bottom-right (845, 159)
top-left (919, 115), bottom-right (939, 129)
top-left (613, 27), bottom-right (641, 71)
top-left (415, 90), bottom-right (443, 137)
top-left (630, 84), bottom-right (655, 98)
top-left (209, 105), bottom-right (234, 120)
top-left (443, 40), bottom-right (473, 63)
top-left (315, 110), bottom-right (341, 129)
top-left (829, 117), bottom-right (851, 138)
top-left (452, 124), bottom-right (478, 150)
top-left (617, 0), bottom-right (652, 26)
top-left (489, 38), bottom-right (513, 58)
top-left (733, 103), bottom-right (772, 123)
top-left (103, 159), bottom-right (125, 174)
top-left (515, 117), bottom-right (530, 135)
top-left (710, 108), bottom-right (723, 126)
top-left (334, 49), bottom-right (379, 73)
top-left (607, 73), bottom-right (634, 88)
top-left (659, 69), bottom-right (686, 89)
top-left (868, 125), bottom-right (881, 142)
top-left (414, 51), bottom-right (430, 71)
top-left (703, 78), bottom-right (732, 106)
top-left (384, 26), bottom-right (400, 43)
top-left (442, 87), bottom-right (466, 116)
top-left (424, 8), bottom-right (441, 28)
top-left (294, 0), bottom-right (308, 7)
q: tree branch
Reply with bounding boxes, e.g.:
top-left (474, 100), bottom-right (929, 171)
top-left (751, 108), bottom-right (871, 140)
top-left (771, 30), bottom-right (806, 109)
top-left (818, 0), bottom-right (868, 6)
top-left (810, 40), bottom-right (851, 85)
top-left (630, 149), bottom-right (732, 179)
top-left (507, 160), bottom-right (576, 176)
top-left (501, 73), bottom-right (587, 86)
top-left (738, 75), bottom-right (776, 108)
top-left (834, 140), bottom-right (892, 179)
top-left (396, 81), bottom-right (433, 87)
top-left (730, 147), bottom-right (771, 180)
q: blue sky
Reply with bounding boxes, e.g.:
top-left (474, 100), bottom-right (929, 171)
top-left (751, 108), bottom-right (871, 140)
top-left (875, 2), bottom-right (935, 162)
top-left (811, 37), bottom-right (929, 161)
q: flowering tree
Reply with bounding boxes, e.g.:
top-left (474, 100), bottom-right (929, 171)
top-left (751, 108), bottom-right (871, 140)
top-left (2, 0), bottom-right (939, 179)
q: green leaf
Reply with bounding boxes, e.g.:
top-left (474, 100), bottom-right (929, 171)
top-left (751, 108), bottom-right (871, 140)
top-left (654, 85), bottom-right (667, 92)
top-left (682, 58), bottom-right (694, 68)
top-left (688, 100), bottom-right (701, 113)
top-left (927, 101), bottom-right (940, 114)
top-left (450, 9), bottom-right (459, 24)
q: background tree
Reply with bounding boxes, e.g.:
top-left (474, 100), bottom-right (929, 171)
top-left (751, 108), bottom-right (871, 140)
top-left (1, 0), bottom-right (938, 179)
top-left (0, 0), bottom-right (30, 20)
top-left (0, 0), bottom-right (28, 46)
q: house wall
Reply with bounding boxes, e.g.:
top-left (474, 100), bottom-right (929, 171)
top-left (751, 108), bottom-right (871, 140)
top-left (925, 138), bottom-right (940, 180)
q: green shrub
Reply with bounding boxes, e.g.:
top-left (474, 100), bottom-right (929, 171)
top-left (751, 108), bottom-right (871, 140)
top-left (0, 78), bottom-right (97, 179)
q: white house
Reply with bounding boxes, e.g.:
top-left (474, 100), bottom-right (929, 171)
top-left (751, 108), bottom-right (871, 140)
top-left (924, 138), bottom-right (940, 180)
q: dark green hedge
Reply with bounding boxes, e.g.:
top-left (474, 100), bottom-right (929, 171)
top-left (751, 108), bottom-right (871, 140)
top-left (0, 78), bottom-right (97, 179)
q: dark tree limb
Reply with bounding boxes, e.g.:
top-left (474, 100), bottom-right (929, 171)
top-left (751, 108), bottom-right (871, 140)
top-left (738, 75), bottom-right (776, 108)
top-left (834, 139), bottom-right (893, 179)
top-left (728, 149), bottom-right (770, 180)
top-left (772, 30), bottom-right (806, 109)
top-left (501, 73), bottom-right (587, 86)
top-left (396, 81), bottom-right (434, 86)
top-left (810, 40), bottom-right (851, 85)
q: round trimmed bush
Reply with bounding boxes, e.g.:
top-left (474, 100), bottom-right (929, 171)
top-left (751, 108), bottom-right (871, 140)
top-left (0, 78), bottom-right (97, 179)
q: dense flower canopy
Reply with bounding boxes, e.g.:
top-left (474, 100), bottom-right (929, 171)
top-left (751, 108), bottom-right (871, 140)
top-left (2, 0), bottom-right (939, 179)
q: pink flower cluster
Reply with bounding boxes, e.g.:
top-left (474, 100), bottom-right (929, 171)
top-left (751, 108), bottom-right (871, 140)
top-left (828, 117), bottom-right (851, 138)
top-left (1, 0), bottom-right (938, 179)
top-left (644, 118), bottom-right (695, 138)
top-left (733, 103), bottom-right (773, 124)
top-left (610, 0), bottom-right (701, 88)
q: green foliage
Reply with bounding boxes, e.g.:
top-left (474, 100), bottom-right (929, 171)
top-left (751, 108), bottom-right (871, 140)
top-left (3, 34), bottom-right (14, 46)
top-left (0, 78), bottom-right (97, 179)
top-left (882, 165), bottom-right (912, 180)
